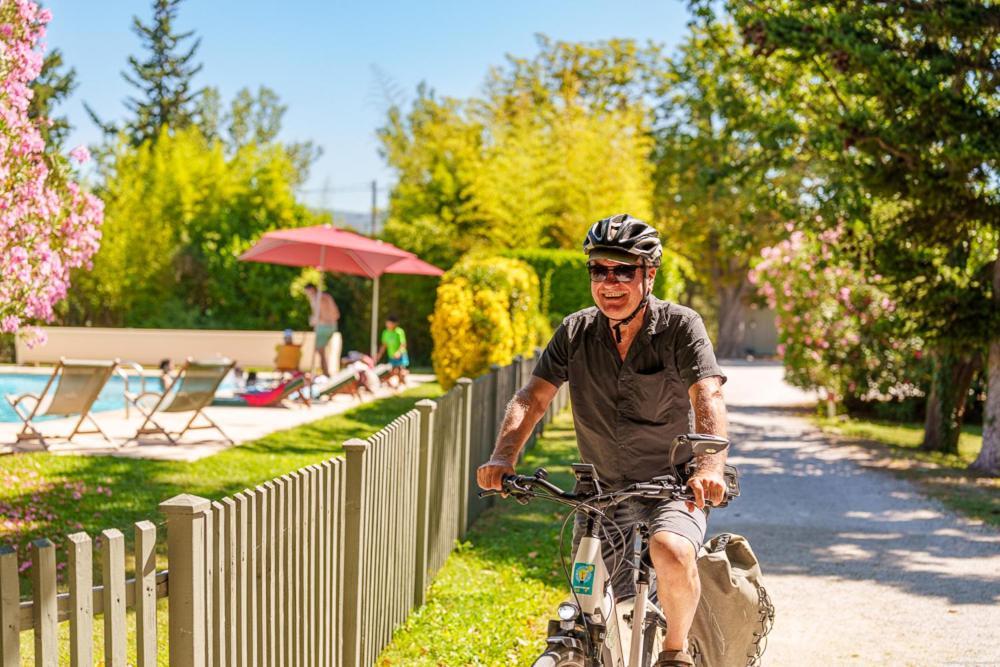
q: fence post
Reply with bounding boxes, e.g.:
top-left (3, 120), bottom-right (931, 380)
top-left (455, 378), bottom-right (474, 538)
top-left (31, 539), bottom-right (57, 666)
top-left (160, 493), bottom-right (211, 667)
top-left (0, 546), bottom-right (18, 667)
top-left (341, 438), bottom-right (368, 667)
top-left (414, 399), bottom-right (437, 607)
top-left (134, 522), bottom-right (157, 667)
top-left (489, 363), bottom-right (502, 442)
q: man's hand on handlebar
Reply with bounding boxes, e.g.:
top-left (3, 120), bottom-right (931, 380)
top-left (686, 470), bottom-right (727, 512)
top-left (477, 457), bottom-right (516, 492)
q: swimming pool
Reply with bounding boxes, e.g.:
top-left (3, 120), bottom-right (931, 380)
top-left (0, 373), bottom-right (237, 423)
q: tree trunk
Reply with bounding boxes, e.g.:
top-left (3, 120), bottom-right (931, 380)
top-left (922, 349), bottom-right (980, 455)
top-left (715, 279), bottom-right (748, 359)
top-left (971, 257), bottom-right (1000, 476)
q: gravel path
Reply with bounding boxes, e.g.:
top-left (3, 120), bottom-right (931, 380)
top-left (714, 362), bottom-right (1000, 667)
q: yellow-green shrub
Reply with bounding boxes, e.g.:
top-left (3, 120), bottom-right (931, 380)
top-left (430, 256), bottom-right (550, 389)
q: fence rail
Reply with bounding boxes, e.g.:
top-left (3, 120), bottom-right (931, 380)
top-left (0, 350), bottom-right (568, 666)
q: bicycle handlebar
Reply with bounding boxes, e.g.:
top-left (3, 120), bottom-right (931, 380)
top-left (479, 466), bottom-right (740, 508)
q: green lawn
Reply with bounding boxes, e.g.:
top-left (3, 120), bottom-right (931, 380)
top-left (378, 410), bottom-right (579, 666)
top-left (816, 416), bottom-right (999, 527)
top-left (0, 382), bottom-right (442, 594)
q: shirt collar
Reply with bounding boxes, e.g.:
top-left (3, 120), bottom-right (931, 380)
top-left (594, 298), bottom-right (661, 344)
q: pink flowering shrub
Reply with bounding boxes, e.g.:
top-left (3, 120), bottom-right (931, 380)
top-left (0, 1), bottom-right (103, 340)
top-left (749, 222), bottom-right (924, 408)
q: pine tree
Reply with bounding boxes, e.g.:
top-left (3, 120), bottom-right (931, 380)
top-left (28, 48), bottom-right (77, 150)
top-left (87, 0), bottom-right (203, 144)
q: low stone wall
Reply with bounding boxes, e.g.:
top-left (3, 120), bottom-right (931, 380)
top-left (15, 326), bottom-right (342, 372)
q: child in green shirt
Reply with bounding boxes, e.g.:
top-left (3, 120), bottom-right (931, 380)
top-left (377, 314), bottom-right (409, 386)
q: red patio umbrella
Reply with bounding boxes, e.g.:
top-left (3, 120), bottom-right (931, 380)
top-left (240, 224), bottom-right (443, 360)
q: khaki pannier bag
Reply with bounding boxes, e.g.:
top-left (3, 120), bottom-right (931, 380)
top-left (689, 533), bottom-right (775, 667)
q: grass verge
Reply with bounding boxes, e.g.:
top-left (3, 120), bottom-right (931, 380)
top-left (815, 416), bottom-right (999, 527)
top-left (377, 411), bottom-right (579, 666)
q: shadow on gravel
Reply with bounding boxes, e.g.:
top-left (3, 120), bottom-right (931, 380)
top-left (716, 408), bottom-right (1000, 606)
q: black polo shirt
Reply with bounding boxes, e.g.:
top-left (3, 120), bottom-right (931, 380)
top-left (533, 297), bottom-right (726, 488)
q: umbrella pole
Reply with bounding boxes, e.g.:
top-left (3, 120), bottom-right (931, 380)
top-left (370, 274), bottom-right (380, 359)
top-left (310, 249), bottom-right (326, 380)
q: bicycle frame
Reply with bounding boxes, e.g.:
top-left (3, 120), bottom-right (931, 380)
top-left (561, 516), bottom-right (665, 667)
top-left (481, 433), bottom-right (738, 667)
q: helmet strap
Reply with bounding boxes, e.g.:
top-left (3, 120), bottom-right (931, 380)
top-left (609, 259), bottom-right (650, 344)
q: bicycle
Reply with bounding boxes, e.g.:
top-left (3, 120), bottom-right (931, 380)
top-left (480, 434), bottom-right (740, 667)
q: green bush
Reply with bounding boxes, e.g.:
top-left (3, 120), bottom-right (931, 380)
top-left (502, 248), bottom-right (688, 325)
top-left (430, 256), bottom-right (550, 389)
top-left (64, 127), bottom-right (323, 331)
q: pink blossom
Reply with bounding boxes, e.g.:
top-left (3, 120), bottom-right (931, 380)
top-left (68, 144), bottom-right (90, 163)
top-left (0, 1), bottom-right (103, 337)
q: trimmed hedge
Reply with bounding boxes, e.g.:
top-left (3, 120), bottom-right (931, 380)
top-left (430, 256), bottom-right (550, 389)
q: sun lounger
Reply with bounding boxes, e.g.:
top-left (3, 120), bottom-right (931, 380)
top-left (212, 373), bottom-right (309, 408)
top-left (375, 363), bottom-right (393, 384)
top-left (312, 368), bottom-right (362, 401)
top-left (4, 358), bottom-right (118, 449)
top-left (127, 358), bottom-right (236, 445)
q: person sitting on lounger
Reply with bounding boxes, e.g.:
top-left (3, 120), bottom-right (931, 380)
top-left (304, 283), bottom-right (340, 377)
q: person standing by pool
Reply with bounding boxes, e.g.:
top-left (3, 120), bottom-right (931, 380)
top-left (377, 314), bottom-right (409, 387)
top-left (304, 283), bottom-right (340, 377)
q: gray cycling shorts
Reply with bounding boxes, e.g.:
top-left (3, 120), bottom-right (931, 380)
top-left (571, 497), bottom-right (708, 600)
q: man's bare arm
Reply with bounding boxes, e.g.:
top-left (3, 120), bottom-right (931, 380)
top-left (686, 375), bottom-right (728, 507)
top-left (476, 376), bottom-right (558, 490)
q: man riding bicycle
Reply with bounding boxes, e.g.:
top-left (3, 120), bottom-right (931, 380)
top-left (477, 214), bottom-right (729, 667)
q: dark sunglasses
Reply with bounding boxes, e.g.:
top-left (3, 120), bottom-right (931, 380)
top-left (588, 264), bottom-right (639, 283)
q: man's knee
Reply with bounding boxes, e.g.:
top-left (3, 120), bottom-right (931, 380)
top-left (649, 531), bottom-right (697, 577)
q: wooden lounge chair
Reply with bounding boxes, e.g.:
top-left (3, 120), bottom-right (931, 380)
top-left (4, 358), bottom-right (118, 449)
top-left (127, 358), bottom-right (236, 445)
top-left (212, 373), bottom-right (310, 408)
top-left (312, 368), bottom-right (362, 401)
top-left (374, 363), bottom-right (393, 384)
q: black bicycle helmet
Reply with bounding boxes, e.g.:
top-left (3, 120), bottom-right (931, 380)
top-left (583, 213), bottom-right (662, 267)
top-left (584, 214), bottom-right (662, 343)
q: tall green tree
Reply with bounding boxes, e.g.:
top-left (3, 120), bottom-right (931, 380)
top-left (199, 85), bottom-right (323, 182)
top-left (28, 48), bottom-right (77, 149)
top-left (378, 86), bottom-right (484, 268)
top-left (67, 85), bottom-right (324, 330)
top-left (652, 21), bottom-right (808, 357)
top-left (379, 37), bottom-right (660, 268)
top-left (714, 1), bottom-right (999, 467)
top-left (87, 0), bottom-right (202, 144)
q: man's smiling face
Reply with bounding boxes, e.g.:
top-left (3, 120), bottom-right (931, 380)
top-left (589, 258), bottom-right (655, 321)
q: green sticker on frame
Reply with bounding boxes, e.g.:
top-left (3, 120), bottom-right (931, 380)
top-left (572, 562), bottom-right (596, 595)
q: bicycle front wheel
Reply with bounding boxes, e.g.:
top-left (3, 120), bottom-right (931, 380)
top-left (531, 646), bottom-right (587, 667)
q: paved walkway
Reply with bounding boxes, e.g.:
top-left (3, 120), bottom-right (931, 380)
top-left (0, 374), bottom-right (433, 462)
top-left (716, 362), bottom-right (1000, 666)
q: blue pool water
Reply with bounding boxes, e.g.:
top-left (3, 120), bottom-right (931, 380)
top-left (0, 373), bottom-right (237, 423)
